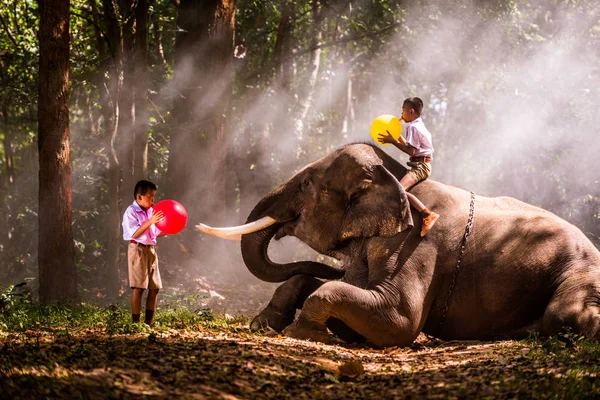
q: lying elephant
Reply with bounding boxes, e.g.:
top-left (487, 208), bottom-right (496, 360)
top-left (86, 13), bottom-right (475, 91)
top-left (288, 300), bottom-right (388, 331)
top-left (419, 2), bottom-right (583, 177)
top-left (198, 143), bottom-right (600, 348)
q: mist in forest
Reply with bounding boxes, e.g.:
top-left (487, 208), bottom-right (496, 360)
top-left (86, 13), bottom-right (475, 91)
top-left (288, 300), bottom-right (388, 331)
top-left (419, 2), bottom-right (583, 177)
top-left (223, 1), bottom-right (599, 204)
top-left (388, 3), bottom-right (600, 200)
top-left (155, 1), bottom-right (600, 302)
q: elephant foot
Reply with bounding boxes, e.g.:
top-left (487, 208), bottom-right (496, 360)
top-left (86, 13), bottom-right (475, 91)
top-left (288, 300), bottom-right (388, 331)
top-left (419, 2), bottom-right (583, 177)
top-left (326, 318), bottom-right (366, 344)
top-left (283, 316), bottom-right (340, 345)
top-left (250, 306), bottom-right (295, 333)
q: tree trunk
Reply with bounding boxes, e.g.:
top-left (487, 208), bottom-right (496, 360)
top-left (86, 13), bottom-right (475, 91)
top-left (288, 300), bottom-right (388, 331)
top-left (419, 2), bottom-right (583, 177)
top-left (342, 73), bottom-right (354, 139)
top-left (151, 10), bottom-right (169, 76)
top-left (132, 0), bottom-right (149, 182)
top-left (94, 0), bottom-right (122, 298)
top-left (1, 105), bottom-right (14, 188)
top-left (0, 104), bottom-right (15, 280)
top-left (295, 0), bottom-right (322, 143)
top-left (38, 0), bottom-right (78, 302)
top-left (273, 0), bottom-right (294, 90)
top-left (167, 0), bottom-right (236, 224)
top-left (118, 0), bottom-right (136, 212)
top-left (162, 0), bottom-right (236, 273)
top-left (268, 0), bottom-right (296, 165)
top-left (233, 124), bottom-right (273, 220)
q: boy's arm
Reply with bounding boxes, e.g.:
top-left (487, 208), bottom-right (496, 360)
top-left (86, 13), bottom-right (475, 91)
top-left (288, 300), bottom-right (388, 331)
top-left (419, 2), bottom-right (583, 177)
top-left (390, 139), bottom-right (418, 156)
top-left (131, 220), bottom-right (154, 239)
top-left (378, 130), bottom-right (418, 156)
top-left (131, 211), bottom-right (164, 239)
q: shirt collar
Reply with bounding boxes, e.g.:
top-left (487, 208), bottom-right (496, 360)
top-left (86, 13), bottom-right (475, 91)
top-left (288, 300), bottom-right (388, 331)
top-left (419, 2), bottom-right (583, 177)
top-left (131, 200), bottom-right (146, 213)
top-left (408, 117), bottom-right (422, 125)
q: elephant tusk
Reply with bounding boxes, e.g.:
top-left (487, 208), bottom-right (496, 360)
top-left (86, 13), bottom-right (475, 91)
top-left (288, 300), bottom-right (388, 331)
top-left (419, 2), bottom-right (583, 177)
top-left (195, 225), bottom-right (242, 241)
top-left (195, 216), bottom-right (277, 241)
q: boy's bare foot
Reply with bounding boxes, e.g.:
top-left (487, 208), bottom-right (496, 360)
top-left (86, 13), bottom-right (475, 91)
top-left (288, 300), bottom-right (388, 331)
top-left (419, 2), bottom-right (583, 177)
top-left (421, 212), bottom-right (440, 237)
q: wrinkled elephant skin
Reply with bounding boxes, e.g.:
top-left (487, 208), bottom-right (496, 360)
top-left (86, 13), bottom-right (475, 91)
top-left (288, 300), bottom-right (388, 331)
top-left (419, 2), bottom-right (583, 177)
top-left (238, 143), bottom-right (600, 348)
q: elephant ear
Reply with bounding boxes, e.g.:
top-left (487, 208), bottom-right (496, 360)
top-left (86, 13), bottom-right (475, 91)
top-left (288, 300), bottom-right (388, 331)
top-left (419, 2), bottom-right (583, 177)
top-left (340, 165), bottom-right (413, 240)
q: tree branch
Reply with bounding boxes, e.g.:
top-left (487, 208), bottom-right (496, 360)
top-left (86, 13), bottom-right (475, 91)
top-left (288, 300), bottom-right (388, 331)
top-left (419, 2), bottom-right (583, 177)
top-left (0, 12), bottom-right (19, 49)
top-left (241, 21), bottom-right (400, 85)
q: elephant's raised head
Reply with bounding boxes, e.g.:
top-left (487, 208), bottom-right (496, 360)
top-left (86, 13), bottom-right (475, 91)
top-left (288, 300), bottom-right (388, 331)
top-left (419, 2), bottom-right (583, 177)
top-left (198, 143), bottom-right (413, 282)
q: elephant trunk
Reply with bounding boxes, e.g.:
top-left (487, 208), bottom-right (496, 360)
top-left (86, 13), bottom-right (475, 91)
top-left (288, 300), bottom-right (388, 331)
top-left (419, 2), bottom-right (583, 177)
top-left (240, 196), bottom-right (344, 283)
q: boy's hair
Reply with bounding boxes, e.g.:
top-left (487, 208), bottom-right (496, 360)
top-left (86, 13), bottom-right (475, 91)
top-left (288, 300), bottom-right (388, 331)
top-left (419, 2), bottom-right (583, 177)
top-left (134, 180), bottom-right (157, 198)
top-left (403, 97), bottom-right (424, 115)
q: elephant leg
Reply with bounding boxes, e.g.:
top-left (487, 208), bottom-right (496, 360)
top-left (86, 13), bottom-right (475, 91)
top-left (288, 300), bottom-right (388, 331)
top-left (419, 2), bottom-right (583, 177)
top-left (541, 277), bottom-right (600, 339)
top-left (250, 275), bottom-right (324, 332)
top-left (326, 318), bottom-right (366, 344)
top-left (283, 281), bottom-right (419, 348)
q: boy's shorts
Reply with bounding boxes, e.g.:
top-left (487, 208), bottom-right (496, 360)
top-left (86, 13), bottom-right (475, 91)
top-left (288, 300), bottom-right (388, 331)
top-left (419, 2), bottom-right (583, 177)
top-left (406, 161), bottom-right (432, 184)
top-left (128, 242), bottom-right (162, 290)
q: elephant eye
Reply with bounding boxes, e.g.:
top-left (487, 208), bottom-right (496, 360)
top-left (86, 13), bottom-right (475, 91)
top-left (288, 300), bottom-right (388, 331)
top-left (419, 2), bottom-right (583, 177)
top-left (300, 178), bottom-right (312, 192)
top-left (347, 192), bottom-right (360, 208)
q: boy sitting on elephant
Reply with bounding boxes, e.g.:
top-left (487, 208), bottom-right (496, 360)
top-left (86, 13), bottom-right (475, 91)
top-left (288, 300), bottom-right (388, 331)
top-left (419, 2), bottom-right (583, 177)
top-left (378, 97), bottom-right (439, 236)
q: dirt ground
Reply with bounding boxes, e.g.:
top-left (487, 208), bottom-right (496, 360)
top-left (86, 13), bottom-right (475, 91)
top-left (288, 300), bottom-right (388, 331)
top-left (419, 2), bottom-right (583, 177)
top-left (2, 325), bottom-right (599, 399)
top-left (2, 275), bottom-right (599, 399)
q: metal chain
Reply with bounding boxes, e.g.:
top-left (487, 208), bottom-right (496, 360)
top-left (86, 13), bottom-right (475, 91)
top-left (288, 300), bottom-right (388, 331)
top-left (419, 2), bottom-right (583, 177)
top-left (438, 191), bottom-right (476, 335)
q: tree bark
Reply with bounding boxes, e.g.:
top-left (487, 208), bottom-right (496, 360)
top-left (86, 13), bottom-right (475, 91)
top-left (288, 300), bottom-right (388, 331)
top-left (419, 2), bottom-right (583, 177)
top-left (295, 0), bottom-right (322, 141)
top-left (273, 0), bottom-right (294, 90)
top-left (1, 105), bottom-right (14, 188)
top-left (94, 0), bottom-right (122, 298)
top-left (38, 0), bottom-right (78, 302)
top-left (167, 0), bottom-right (236, 224)
top-left (151, 10), bottom-right (169, 76)
top-left (0, 104), bottom-right (15, 280)
top-left (132, 0), bottom-right (149, 181)
top-left (118, 0), bottom-right (136, 211)
top-left (342, 73), bottom-right (355, 139)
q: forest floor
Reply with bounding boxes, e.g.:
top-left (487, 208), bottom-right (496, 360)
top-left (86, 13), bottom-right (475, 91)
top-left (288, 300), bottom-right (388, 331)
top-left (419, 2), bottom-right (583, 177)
top-left (2, 326), bottom-right (600, 399)
top-left (1, 282), bottom-right (600, 399)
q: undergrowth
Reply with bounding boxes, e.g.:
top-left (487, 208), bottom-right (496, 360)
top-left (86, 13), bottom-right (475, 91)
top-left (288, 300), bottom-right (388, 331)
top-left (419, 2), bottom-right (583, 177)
top-left (2, 284), bottom-right (600, 398)
top-left (0, 282), bottom-right (251, 335)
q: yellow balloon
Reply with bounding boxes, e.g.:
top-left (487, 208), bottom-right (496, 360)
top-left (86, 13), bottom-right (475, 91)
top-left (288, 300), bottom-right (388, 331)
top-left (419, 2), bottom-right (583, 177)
top-left (370, 115), bottom-right (402, 146)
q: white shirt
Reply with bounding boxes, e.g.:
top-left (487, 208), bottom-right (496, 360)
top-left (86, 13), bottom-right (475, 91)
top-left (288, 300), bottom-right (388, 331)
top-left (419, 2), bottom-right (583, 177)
top-left (122, 201), bottom-right (161, 246)
top-left (405, 117), bottom-right (434, 158)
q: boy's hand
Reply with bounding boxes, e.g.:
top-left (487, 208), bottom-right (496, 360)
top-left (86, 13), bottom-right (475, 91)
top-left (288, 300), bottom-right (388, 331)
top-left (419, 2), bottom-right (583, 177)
top-left (378, 130), bottom-right (397, 145)
top-left (149, 210), bottom-right (164, 225)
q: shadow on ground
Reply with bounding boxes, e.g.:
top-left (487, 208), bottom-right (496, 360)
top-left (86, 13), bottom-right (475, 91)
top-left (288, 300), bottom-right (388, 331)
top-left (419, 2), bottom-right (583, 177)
top-left (1, 329), bottom-right (599, 399)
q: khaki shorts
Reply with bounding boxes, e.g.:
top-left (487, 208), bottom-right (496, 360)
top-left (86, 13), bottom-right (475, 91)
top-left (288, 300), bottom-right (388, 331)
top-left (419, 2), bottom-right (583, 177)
top-left (406, 161), bottom-right (432, 184)
top-left (128, 242), bottom-right (162, 289)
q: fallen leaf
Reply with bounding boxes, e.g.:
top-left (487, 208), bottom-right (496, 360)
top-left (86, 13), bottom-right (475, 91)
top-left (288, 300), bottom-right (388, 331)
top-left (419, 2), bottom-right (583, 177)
top-left (338, 360), bottom-right (364, 379)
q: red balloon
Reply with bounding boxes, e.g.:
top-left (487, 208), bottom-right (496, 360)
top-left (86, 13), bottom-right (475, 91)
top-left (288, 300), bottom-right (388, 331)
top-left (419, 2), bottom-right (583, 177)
top-left (153, 200), bottom-right (188, 235)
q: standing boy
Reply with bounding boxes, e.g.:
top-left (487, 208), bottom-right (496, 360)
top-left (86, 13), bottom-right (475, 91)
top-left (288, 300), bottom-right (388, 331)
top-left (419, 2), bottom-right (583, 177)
top-left (378, 97), bottom-right (440, 236)
top-left (122, 180), bottom-right (164, 324)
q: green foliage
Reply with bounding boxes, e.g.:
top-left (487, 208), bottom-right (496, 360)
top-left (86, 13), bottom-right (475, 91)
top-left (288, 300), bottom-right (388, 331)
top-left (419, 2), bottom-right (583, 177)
top-left (0, 0), bottom-right (38, 109)
top-left (0, 290), bottom-right (250, 335)
top-left (526, 328), bottom-right (600, 360)
top-left (0, 282), bottom-right (30, 316)
top-left (520, 330), bottom-right (600, 398)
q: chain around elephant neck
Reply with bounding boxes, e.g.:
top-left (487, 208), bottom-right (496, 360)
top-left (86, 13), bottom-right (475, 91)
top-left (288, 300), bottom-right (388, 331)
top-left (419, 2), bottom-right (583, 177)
top-left (438, 191), bottom-right (476, 335)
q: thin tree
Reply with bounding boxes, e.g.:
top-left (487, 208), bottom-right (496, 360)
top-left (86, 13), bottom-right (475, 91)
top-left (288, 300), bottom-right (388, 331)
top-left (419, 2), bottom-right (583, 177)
top-left (132, 0), bottom-right (150, 182)
top-left (38, 0), bottom-right (78, 302)
top-left (295, 0), bottom-right (322, 141)
top-left (93, 0), bottom-right (123, 298)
